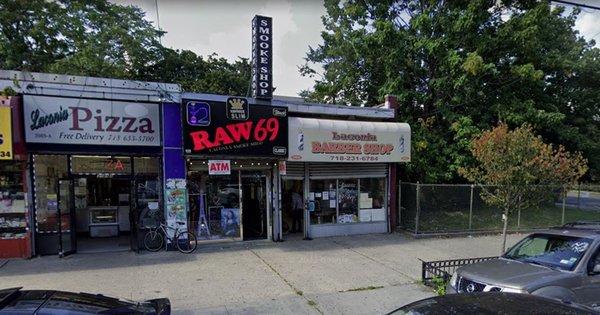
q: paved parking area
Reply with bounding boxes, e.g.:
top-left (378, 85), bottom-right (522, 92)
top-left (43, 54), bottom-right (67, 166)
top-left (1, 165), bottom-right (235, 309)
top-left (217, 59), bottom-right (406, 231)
top-left (0, 233), bottom-right (522, 314)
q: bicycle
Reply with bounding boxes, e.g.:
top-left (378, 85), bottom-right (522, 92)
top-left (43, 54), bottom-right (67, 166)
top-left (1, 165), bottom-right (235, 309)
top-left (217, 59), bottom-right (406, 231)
top-left (143, 221), bottom-right (198, 253)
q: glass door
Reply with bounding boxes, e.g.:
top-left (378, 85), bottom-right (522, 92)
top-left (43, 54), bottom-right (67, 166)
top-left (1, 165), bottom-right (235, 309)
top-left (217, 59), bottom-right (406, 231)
top-left (241, 172), bottom-right (268, 240)
top-left (57, 179), bottom-right (76, 257)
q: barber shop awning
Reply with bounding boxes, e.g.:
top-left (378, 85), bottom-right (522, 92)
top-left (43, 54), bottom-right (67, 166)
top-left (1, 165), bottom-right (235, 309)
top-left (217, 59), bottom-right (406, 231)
top-left (287, 117), bottom-right (411, 163)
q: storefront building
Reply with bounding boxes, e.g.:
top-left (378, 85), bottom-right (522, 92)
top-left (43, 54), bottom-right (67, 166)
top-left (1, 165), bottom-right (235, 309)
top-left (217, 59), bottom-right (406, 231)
top-left (0, 70), bottom-right (410, 257)
top-left (284, 116), bottom-right (410, 238)
top-left (0, 70), bottom-right (180, 257)
top-left (0, 95), bottom-right (30, 258)
top-left (181, 94), bottom-right (288, 242)
top-left (175, 93), bottom-right (410, 242)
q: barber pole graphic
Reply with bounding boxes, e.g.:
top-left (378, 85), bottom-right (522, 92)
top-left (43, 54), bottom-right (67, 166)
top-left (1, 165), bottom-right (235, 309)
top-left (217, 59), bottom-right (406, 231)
top-left (297, 131), bottom-right (304, 151)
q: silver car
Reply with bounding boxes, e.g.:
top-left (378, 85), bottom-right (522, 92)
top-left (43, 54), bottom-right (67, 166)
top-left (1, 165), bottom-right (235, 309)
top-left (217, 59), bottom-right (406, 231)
top-left (447, 223), bottom-right (600, 310)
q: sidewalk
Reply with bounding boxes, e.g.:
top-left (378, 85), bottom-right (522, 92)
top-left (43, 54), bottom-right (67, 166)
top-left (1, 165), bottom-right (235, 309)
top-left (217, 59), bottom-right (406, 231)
top-left (0, 233), bottom-right (523, 314)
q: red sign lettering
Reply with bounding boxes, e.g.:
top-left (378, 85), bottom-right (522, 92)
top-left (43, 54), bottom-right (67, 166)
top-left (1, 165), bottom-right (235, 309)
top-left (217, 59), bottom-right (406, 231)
top-left (189, 117), bottom-right (280, 152)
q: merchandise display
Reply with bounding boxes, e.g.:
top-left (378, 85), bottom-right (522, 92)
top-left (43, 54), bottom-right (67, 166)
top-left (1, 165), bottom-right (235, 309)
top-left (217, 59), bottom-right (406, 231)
top-left (0, 162), bottom-right (27, 239)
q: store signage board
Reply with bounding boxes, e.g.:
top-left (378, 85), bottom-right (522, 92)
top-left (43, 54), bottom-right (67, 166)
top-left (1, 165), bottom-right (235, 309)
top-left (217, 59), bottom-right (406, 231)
top-left (183, 98), bottom-right (288, 157)
top-left (288, 117), bottom-right (411, 163)
top-left (0, 106), bottom-right (13, 160)
top-left (208, 160), bottom-right (231, 175)
top-left (251, 15), bottom-right (273, 99)
top-left (23, 95), bottom-right (160, 146)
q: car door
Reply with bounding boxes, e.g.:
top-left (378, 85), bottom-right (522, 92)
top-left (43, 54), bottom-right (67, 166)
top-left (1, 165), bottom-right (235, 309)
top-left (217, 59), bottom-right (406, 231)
top-left (573, 244), bottom-right (600, 309)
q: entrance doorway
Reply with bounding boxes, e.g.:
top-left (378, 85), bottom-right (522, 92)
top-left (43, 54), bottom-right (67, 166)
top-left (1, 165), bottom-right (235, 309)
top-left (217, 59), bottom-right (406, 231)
top-left (73, 176), bottom-right (132, 253)
top-left (241, 172), bottom-right (267, 240)
top-left (187, 160), bottom-right (273, 242)
top-left (33, 155), bottom-right (162, 256)
top-left (282, 180), bottom-right (304, 237)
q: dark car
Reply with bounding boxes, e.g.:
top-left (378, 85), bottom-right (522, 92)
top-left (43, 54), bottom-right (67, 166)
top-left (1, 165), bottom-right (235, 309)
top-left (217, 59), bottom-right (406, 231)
top-left (0, 287), bottom-right (170, 314)
top-left (388, 292), bottom-right (598, 315)
top-left (446, 222), bottom-right (600, 309)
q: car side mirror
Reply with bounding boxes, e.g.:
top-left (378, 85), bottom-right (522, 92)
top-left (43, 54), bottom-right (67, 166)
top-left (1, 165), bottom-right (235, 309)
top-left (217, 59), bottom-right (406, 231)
top-left (593, 263), bottom-right (600, 274)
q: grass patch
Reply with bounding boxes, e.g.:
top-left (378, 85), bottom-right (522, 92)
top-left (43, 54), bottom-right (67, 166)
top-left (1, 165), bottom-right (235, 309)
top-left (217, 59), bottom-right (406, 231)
top-left (294, 289), bottom-right (303, 296)
top-left (414, 205), bottom-right (599, 233)
top-left (307, 300), bottom-right (317, 306)
top-left (339, 285), bottom-right (384, 293)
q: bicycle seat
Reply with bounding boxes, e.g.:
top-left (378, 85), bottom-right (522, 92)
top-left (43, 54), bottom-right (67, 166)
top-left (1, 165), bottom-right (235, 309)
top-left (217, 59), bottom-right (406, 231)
top-left (176, 221), bottom-right (186, 225)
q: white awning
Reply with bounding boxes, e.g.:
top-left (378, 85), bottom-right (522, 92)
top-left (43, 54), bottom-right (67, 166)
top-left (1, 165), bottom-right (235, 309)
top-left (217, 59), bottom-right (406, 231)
top-left (288, 117), bottom-right (411, 163)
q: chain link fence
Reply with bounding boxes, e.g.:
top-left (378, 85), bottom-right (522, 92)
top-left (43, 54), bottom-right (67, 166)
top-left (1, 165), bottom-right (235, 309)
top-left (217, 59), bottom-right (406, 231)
top-left (399, 182), bottom-right (600, 236)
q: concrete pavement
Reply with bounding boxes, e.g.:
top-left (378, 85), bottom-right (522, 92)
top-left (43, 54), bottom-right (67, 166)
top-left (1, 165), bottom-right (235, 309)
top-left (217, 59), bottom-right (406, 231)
top-left (0, 233), bottom-right (523, 314)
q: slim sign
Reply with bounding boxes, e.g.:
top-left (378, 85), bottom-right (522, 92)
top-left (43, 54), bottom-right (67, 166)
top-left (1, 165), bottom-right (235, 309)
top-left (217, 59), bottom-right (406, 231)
top-left (208, 160), bottom-right (231, 175)
top-left (252, 15), bottom-right (273, 99)
top-left (0, 106), bottom-right (13, 160)
top-left (24, 95), bottom-right (160, 146)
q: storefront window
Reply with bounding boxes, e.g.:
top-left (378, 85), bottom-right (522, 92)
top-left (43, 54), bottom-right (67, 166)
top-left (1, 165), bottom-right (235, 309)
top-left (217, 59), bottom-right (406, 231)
top-left (71, 156), bottom-right (131, 175)
top-left (338, 179), bottom-right (358, 223)
top-left (359, 178), bottom-right (386, 222)
top-left (188, 172), bottom-right (241, 240)
top-left (309, 179), bottom-right (337, 224)
top-left (0, 161), bottom-right (27, 239)
top-left (134, 157), bottom-right (160, 175)
top-left (133, 157), bottom-right (161, 227)
top-left (33, 155), bottom-right (68, 233)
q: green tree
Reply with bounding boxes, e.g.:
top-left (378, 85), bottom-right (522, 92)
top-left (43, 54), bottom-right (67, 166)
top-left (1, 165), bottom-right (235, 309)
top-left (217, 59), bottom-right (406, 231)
top-left (302, 0), bottom-right (600, 181)
top-left (0, 0), bottom-right (251, 96)
top-left (141, 49), bottom-right (251, 96)
top-left (459, 124), bottom-right (587, 253)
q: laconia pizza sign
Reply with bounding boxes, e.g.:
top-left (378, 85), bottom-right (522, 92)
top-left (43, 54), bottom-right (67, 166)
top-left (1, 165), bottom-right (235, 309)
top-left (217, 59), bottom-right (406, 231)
top-left (23, 95), bottom-right (160, 146)
top-left (288, 117), bottom-right (410, 163)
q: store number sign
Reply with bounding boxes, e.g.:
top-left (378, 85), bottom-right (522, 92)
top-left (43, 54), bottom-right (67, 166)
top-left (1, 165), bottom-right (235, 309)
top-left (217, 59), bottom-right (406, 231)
top-left (0, 106), bottom-right (13, 160)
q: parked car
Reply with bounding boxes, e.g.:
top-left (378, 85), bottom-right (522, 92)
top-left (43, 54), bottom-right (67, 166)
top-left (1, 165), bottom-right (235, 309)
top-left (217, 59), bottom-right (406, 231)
top-left (388, 292), bottom-right (597, 314)
top-left (0, 287), bottom-right (170, 314)
top-left (447, 222), bottom-right (600, 310)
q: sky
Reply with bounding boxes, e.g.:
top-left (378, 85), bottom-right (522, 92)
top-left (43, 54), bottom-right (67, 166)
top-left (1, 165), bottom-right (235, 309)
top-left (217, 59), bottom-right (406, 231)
top-left (111, 0), bottom-right (600, 97)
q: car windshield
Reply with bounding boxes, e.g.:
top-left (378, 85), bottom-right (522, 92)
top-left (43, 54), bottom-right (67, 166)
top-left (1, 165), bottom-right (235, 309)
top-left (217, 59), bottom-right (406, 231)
top-left (504, 234), bottom-right (593, 271)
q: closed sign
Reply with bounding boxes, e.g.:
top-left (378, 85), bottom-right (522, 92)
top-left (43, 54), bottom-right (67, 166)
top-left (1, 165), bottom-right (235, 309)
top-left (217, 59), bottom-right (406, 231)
top-left (208, 160), bottom-right (231, 175)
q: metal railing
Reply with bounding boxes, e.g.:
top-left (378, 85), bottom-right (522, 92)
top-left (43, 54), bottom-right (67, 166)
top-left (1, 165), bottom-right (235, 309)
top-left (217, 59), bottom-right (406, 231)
top-left (421, 256), bottom-right (498, 285)
top-left (399, 182), bottom-right (600, 236)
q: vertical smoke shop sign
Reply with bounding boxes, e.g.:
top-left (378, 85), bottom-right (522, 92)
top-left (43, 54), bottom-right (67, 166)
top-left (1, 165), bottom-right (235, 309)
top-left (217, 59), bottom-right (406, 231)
top-left (252, 15), bottom-right (273, 99)
top-left (23, 95), bottom-right (160, 146)
top-left (183, 97), bottom-right (288, 157)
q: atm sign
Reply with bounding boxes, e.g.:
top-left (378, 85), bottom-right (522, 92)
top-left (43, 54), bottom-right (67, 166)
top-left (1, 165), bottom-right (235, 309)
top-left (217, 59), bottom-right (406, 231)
top-left (208, 160), bottom-right (231, 175)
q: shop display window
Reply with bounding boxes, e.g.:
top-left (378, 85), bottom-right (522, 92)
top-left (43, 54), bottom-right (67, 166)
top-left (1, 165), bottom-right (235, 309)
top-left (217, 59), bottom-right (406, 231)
top-left (188, 172), bottom-right (241, 240)
top-left (134, 157), bottom-right (161, 227)
top-left (309, 179), bottom-right (337, 224)
top-left (308, 177), bottom-right (387, 225)
top-left (33, 155), bottom-right (68, 233)
top-left (338, 179), bottom-right (358, 223)
top-left (359, 178), bottom-right (386, 222)
top-left (0, 162), bottom-right (27, 239)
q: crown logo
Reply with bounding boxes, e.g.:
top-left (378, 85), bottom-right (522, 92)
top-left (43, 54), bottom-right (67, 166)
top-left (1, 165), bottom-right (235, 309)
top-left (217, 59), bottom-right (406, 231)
top-left (229, 98), bottom-right (245, 109)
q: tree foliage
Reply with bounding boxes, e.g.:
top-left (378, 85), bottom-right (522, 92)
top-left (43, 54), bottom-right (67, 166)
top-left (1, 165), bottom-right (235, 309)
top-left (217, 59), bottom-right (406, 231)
top-left (459, 123), bottom-right (587, 252)
top-left (0, 0), bottom-right (250, 95)
top-left (302, 0), bottom-right (600, 182)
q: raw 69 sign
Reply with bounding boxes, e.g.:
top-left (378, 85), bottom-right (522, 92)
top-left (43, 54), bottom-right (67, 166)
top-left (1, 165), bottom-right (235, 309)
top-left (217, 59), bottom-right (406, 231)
top-left (183, 98), bottom-right (288, 157)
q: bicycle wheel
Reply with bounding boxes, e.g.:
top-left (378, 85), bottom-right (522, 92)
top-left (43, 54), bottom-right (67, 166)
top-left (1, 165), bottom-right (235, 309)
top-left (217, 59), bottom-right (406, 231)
top-left (176, 231), bottom-right (198, 253)
top-left (144, 230), bottom-right (164, 252)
